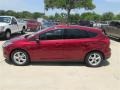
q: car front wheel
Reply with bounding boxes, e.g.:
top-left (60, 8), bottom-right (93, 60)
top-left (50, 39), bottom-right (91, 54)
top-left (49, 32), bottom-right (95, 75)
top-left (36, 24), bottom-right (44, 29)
top-left (5, 31), bottom-right (11, 39)
top-left (85, 52), bottom-right (104, 67)
top-left (11, 50), bottom-right (30, 66)
top-left (21, 28), bottom-right (26, 34)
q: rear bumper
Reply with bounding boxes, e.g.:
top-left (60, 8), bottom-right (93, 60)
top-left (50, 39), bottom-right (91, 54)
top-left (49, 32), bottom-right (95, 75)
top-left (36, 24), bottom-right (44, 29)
top-left (104, 48), bottom-right (111, 60)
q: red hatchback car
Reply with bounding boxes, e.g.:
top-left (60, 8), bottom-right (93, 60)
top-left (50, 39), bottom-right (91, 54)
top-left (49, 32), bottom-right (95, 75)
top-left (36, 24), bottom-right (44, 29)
top-left (3, 25), bottom-right (111, 67)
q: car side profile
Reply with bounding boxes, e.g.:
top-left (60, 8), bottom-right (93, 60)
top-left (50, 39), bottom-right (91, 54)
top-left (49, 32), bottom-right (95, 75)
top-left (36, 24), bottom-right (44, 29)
top-left (3, 25), bottom-right (111, 67)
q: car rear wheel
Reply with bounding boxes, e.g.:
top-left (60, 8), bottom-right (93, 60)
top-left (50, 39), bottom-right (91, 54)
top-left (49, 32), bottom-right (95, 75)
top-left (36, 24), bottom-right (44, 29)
top-left (11, 50), bottom-right (30, 66)
top-left (85, 52), bottom-right (103, 67)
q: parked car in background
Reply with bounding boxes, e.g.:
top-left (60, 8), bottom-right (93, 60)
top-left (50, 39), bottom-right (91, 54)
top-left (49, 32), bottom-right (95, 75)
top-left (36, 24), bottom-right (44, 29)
top-left (37, 18), bottom-right (45, 25)
top-left (26, 20), bottom-right (41, 31)
top-left (0, 16), bottom-right (27, 39)
top-left (93, 21), bottom-right (109, 28)
top-left (3, 25), bottom-right (111, 67)
top-left (17, 18), bottom-right (27, 29)
top-left (42, 21), bottom-right (55, 29)
top-left (102, 21), bottom-right (120, 39)
top-left (17, 19), bottom-right (27, 24)
top-left (79, 20), bottom-right (93, 27)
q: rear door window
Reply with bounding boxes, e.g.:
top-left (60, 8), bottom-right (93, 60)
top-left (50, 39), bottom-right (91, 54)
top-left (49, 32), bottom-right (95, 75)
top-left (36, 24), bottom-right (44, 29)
top-left (63, 29), bottom-right (89, 39)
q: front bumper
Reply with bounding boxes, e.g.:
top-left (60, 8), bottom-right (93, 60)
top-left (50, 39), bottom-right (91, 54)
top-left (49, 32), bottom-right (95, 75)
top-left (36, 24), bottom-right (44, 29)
top-left (2, 46), bottom-right (12, 61)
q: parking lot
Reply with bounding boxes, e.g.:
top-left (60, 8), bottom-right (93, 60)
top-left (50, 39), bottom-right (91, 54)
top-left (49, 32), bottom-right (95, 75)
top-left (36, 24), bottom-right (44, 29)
top-left (0, 36), bottom-right (120, 90)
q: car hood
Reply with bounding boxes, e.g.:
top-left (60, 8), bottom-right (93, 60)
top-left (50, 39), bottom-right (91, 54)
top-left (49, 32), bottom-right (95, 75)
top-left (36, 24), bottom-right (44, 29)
top-left (10, 35), bottom-right (27, 43)
top-left (0, 22), bottom-right (8, 26)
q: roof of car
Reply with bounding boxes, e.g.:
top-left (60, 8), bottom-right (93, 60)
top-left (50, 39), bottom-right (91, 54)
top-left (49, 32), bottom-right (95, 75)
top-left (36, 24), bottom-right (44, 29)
top-left (53, 25), bottom-right (101, 32)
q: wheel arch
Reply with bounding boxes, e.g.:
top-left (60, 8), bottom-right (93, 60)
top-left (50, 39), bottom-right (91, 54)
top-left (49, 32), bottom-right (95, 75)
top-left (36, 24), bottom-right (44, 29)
top-left (5, 28), bottom-right (11, 33)
top-left (10, 48), bottom-right (31, 62)
top-left (84, 50), bottom-right (105, 61)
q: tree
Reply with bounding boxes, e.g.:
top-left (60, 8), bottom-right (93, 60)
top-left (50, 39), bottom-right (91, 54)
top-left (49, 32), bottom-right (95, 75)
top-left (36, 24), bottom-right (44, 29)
top-left (5, 10), bottom-right (16, 16)
top-left (33, 12), bottom-right (44, 19)
top-left (80, 12), bottom-right (94, 20)
top-left (102, 12), bottom-right (114, 21)
top-left (80, 12), bottom-right (101, 21)
top-left (48, 15), bottom-right (55, 20)
top-left (21, 11), bottom-right (33, 19)
top-left (93, 13), bottom-right (101, 21)
top-left (0, 10), bottom-right (6, 15)
top-left (69, 14), bottom-right (80, 24)
top-left (44, 0), bottom-right (95, 23)
top-left (115, 14), bottom-right (120, 20)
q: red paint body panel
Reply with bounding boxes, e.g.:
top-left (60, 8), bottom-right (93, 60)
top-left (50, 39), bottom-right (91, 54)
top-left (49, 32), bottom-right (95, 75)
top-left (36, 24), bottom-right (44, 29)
top-left (3, 25), bottom-right (111, 62)
top-left (27, 20), bottom-right (40, 30)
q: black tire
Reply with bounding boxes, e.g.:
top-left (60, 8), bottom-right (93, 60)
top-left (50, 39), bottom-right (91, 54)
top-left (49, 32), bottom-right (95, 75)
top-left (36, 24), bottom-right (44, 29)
top-left (85, 52), bottom-right (104, 67)
top-left (11, 50), bottom-right (30, 66)
top-left (5, 31), bottom-right (11, 40)
top-left (21, 27), bottom-right (26, 34)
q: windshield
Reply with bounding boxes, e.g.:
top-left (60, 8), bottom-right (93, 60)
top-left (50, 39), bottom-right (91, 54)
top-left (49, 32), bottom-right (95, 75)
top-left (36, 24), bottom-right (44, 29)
top-left (0, 17), bottom-right (11, 23)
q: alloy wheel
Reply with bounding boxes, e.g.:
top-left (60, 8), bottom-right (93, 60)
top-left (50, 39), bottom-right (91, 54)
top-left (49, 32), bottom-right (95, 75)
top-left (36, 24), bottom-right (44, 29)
top-left (85, 52), bottom-right (103, 67)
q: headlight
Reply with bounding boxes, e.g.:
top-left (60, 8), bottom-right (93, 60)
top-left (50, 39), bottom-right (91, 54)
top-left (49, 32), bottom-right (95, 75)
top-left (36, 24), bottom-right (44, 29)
top-left (0, 26), bottom-right (5, 31)
top-left (2, 41), bottom-right (13, 47)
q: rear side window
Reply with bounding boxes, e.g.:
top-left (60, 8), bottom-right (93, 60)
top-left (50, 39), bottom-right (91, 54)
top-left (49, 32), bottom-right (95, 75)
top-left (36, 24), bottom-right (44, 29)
top-left (87, 31), bottom-right (97, 38)
top-left (11, 18), bottom-right (17, 24)
top-left (64, 29), bottom-right (89, 39)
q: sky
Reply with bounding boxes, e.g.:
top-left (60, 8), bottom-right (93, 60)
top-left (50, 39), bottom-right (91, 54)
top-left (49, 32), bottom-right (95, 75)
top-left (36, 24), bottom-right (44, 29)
top-left (0, 0), bottom-right (120, 15)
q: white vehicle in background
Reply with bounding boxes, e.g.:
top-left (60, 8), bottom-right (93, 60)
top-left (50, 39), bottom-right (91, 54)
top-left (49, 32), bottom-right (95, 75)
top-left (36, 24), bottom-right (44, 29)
top-left (37, 18), bottom-right (46, 29)
top-left (17, 19), bottom-right (27, 25)
top-left (37, 18), bottom-right (44, 25)
top-left (0, 16), bottom-right (27, 39)
top-left (93, 21), bottom-right (110, 28)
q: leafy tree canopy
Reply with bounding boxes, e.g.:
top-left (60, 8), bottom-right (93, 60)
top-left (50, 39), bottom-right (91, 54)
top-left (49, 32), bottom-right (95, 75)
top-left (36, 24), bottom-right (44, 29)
top-left (45, 0), bottom-right (95, 22)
